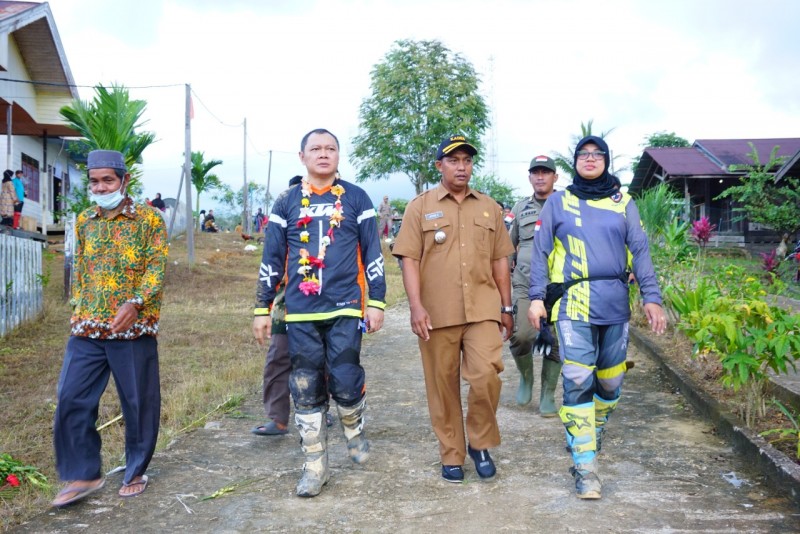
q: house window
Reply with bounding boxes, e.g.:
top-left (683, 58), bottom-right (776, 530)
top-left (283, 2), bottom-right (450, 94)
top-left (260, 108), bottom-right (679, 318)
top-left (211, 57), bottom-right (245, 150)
top-left (21, 153), bottom-right (40, 202)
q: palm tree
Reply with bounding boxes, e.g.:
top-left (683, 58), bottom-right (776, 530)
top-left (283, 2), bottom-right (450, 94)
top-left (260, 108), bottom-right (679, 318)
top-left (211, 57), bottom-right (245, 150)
top-left (190, 151), bottom-right (223, 213)
top-left (551, 119), bottom-right (623, 183)
top-left (60, 84), bottom-right (156, 192)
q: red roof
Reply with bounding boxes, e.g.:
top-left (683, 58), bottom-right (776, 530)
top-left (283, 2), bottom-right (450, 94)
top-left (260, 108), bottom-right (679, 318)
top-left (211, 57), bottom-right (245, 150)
top-left (630, 137), bottom-right (800, 194)
top-left (695, 138), bottom-right (800, 169)
top-left (644, 147), bottom-right (723, 176)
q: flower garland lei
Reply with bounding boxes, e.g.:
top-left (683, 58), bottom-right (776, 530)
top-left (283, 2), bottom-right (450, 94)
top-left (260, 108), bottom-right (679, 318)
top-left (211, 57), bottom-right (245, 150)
top-left (296, 178), bottom-right (346, 296)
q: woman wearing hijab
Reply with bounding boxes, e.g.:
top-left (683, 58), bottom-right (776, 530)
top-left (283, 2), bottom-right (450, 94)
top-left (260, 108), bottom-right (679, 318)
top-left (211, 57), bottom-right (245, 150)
top-left (0, 170), bottom-right (16, 226)
top-left (527, 135), bottom-right (667, 499)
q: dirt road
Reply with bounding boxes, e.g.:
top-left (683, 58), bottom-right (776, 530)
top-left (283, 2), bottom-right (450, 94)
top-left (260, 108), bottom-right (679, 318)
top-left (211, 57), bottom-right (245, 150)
top-left (19, 304), bottom-right (800, 532)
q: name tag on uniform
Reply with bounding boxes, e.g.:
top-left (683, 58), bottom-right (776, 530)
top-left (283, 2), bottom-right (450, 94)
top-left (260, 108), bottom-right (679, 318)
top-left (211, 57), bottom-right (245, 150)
top-left (425, 211), bottom-right (444, 220)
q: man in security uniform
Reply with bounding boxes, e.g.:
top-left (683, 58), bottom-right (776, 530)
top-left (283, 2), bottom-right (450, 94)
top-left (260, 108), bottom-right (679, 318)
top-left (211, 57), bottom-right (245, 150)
top-left (253, 128), bottom-right (386, 497)
top-left (507, 155), bottom-right (561, 414)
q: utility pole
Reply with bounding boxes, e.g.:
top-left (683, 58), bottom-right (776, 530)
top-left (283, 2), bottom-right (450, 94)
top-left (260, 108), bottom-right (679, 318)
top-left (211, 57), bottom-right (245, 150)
top-left (243, 117), bottom-right (249, 234)
top-left (184, 84), bottom-right (194, 264)
top-left (265, 149), bottom-right (273, 214)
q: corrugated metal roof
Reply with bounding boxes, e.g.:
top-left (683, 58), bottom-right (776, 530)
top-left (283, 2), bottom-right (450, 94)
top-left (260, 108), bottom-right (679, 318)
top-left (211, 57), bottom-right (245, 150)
top-left (694, 138), bottom-right (800, 169)
top-left (0, 1), bottom-right (38, 20)
top-left (645, 147), bottom-right (725, 176)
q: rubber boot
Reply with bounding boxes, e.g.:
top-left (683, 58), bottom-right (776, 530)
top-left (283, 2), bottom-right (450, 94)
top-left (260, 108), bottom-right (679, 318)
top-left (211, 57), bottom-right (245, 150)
top-left (513, 354), bottom-right (534, 406)
top-left (295, 409), bottom-right (329, 497)
top-left (539, 357), bottom-right (562, 417)
top-left (560, 403), bottom-right (601, 499)
top-left (594, 394), bottom-right (619, 453)
top-left (12, 211), bottom-right (21, 230)
top-left (337, 396), bottom-right (369, 464)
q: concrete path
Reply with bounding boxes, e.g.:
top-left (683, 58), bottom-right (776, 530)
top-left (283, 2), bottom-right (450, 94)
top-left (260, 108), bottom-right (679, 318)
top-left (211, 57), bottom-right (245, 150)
top-left (20, 304), bottom-right (800, 533)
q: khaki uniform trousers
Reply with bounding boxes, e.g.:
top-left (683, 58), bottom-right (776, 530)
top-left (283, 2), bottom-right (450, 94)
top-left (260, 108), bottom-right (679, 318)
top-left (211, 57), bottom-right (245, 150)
top-left (418, 320), bottom-right (504, 465)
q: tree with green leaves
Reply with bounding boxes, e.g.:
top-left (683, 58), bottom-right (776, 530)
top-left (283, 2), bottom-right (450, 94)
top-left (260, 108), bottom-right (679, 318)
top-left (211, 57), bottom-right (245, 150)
top-left (60, 84), bottom-right (156, 213)
top-left (190, 151), bottom-right (223, 213)
top-left (470, 173), bottom-right (518, 208)
top-left (213, 182), bottom-right (271, 220)
top-left (716, 143), bottom-right (800, 237)
top-left (552, 119), bottom-right (618, 179)
top-left (631, 131), bottom-right (691, 173)
top-left (350, 39), bottom-right (490, 195)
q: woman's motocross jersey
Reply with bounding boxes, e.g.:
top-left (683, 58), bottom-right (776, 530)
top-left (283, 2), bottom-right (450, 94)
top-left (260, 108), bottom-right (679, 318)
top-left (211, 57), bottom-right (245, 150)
top-left (529, 189), bottom-right (662, 325)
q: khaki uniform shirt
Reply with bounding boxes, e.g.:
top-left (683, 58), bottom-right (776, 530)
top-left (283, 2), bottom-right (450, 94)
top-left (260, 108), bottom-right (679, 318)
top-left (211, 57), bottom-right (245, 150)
top-left (509, 195), bottom-right (546, 296)
top-left (393, 184), bottom-right (514, 329)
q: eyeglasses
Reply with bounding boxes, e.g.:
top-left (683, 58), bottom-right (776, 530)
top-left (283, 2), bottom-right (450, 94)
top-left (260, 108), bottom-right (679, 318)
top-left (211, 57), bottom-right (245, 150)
top-left (576, 150), bottom-right (606, 160)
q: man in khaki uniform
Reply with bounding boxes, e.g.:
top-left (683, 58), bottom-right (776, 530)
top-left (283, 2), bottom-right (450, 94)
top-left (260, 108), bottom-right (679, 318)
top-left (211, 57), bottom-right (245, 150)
top-left (393, 134), bottom-right (514, 483)
top-left (508, 155), bottom-right (561, 414)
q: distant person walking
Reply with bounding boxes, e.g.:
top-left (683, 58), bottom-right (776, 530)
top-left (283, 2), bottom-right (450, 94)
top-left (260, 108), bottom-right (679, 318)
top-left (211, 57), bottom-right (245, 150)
top-left (254, 208), bottom-right (265, 233)
top-left (11, 170), bottom-right (25, 229)
top-left (392, 134), bottom-right (514, 483)
top-left (51, 150), bottom-right (168, 507)
top-left (378, 195), bottom-right (392, 238)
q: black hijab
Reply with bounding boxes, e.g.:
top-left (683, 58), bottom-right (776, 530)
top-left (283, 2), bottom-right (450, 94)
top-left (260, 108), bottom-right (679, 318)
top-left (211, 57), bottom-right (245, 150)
top-left (567, 135), bottom-right (621, 200)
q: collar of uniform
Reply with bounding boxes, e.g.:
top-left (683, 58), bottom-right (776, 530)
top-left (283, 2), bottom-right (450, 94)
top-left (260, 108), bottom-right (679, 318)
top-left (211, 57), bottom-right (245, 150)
top-left (89, 196), bottom-right (138, 220)
top-left (435, 182), bottom-right (480, 201)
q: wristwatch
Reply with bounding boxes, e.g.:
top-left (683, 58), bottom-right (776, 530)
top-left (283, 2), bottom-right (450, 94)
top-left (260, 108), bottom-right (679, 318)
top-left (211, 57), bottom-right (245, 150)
top-left (501, 306), bottom-right (515, 315)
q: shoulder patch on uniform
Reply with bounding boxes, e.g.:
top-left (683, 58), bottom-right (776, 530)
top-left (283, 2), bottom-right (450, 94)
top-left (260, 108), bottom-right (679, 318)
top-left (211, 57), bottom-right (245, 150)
top-left (425, 211), bottom-right (444, 220)
top-left (535, 220), bottom-right (541, 231)
top-left (611, 192), bottom-right (623, 203)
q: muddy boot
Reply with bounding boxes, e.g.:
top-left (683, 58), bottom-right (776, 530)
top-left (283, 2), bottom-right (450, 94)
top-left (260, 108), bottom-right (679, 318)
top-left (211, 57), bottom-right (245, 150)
top-left (560, 403), bottom-right (600, 499)
top-left (570, 459), bottom-right (602, 500)
top-left (513, 354), bottom-right (534, 406)
top-left (295, 409), bottom-right (329, 497)
top-left (337, 396), bottom-right (369, 464)
top-left (539, 357), bottom-right (561, 417)
top-left (593, 394), bottom-right (619, 453)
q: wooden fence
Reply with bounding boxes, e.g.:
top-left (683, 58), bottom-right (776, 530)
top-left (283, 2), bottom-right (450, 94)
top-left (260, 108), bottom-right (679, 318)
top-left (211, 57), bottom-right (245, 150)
top-left (0, 233), bottom-right (43, 337)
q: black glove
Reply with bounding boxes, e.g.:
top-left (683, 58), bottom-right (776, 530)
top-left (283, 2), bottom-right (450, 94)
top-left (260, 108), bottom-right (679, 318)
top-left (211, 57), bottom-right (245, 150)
top-left (533, 321), bottom-right (556, 357)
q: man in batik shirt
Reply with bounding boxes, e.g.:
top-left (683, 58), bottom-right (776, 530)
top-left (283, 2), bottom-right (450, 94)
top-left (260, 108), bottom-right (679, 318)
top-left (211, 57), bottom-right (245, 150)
top-left (52, 150), bottom-right (168, 507)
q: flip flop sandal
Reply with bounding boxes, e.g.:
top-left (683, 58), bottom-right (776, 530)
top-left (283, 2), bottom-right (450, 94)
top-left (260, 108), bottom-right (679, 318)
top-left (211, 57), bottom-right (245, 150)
top-left (52, 478), bottom-right (106, 507)
top-left (251, 421), bottom-right (289, 435)
top-left (119, 475), bottom-right (148, 498)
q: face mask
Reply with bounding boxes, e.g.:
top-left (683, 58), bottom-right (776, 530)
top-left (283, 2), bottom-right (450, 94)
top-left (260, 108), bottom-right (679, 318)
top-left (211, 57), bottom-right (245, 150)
top-left (89, 181), bottom-right (126, 210)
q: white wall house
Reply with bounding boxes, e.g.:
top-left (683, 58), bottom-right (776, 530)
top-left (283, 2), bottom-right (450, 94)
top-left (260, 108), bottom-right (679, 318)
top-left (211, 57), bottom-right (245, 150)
top-left (0, 1), bottom-right (81, 231)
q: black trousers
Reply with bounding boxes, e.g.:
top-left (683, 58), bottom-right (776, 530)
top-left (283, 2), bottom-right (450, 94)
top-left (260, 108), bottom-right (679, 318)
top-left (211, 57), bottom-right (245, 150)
top-left (287, 317), bottom-right (364, 409)
top-left (53, 335), bottom-right (160, 484)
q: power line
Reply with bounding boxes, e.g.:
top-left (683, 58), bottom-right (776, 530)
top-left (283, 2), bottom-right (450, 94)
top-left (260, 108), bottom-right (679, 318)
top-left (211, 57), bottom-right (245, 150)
top-left (0, 76), bottom-right (183, 90)
top-left (189, 89), bottom-right (242, 128)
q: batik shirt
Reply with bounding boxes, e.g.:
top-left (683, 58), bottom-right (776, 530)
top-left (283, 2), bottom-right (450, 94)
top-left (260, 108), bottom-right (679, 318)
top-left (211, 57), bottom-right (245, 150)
top-left (70, 198), bottom-right (168, 339)
top-left (529, 190), bottom-right (662, 325)
top-left (256, 178), bottom-right (386, 321)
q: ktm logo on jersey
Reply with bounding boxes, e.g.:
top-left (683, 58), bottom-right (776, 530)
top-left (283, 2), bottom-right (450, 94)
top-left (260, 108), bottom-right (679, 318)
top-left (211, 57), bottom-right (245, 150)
top-left (301, 203), bottom-right (336, 217)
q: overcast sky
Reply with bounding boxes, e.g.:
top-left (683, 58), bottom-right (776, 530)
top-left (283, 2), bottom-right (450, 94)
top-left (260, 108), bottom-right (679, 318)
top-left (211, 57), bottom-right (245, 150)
top-left (46, 0), bottom-right (800, 210)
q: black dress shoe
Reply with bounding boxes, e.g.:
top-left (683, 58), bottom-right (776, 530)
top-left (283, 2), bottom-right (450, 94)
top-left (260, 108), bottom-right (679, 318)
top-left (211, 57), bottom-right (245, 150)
top-left (468, 445), bottom-right (496, 479)
top-left (441, 465), bottom-right (464, 483)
